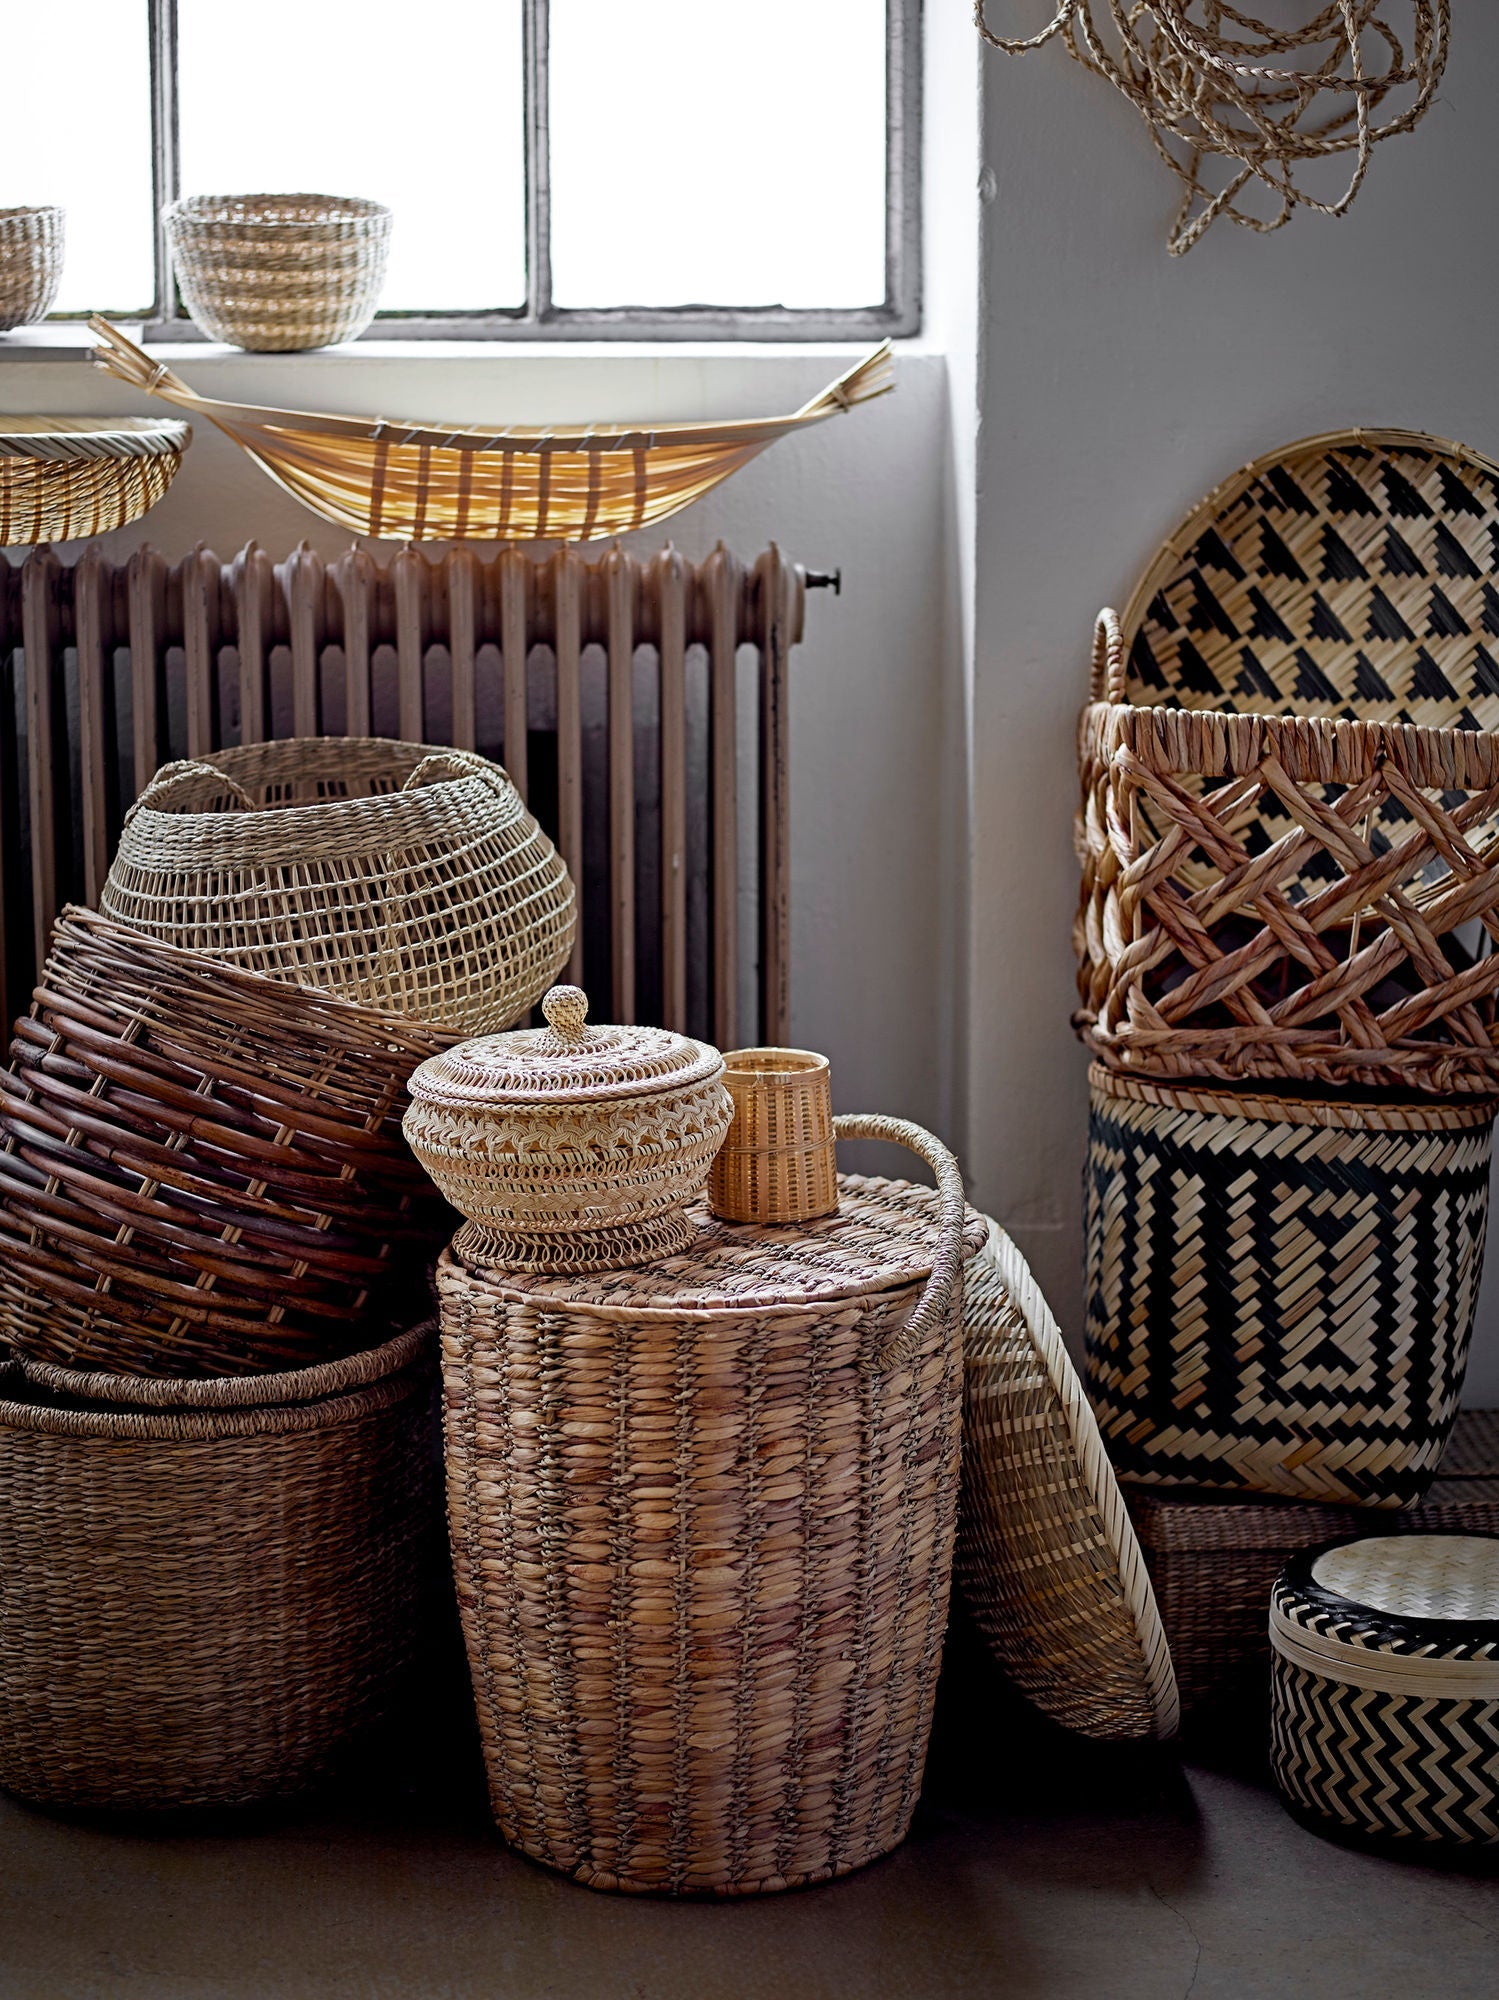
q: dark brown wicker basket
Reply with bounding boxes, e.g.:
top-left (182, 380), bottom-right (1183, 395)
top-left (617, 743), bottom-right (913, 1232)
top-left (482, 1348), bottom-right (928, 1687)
top-left (0, 1323), bottom-right (438, 1812)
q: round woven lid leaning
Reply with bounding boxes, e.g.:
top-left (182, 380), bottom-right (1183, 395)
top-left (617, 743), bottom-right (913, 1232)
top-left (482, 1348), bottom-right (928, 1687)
top-left (0, 415), bottom-right (191, 545)
top-left (957, 1217), bottom-right (1179, 1743)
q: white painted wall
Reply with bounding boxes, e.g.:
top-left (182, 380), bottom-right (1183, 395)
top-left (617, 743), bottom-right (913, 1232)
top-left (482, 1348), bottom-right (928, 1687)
top-left (968, 19), bottom-right (1499, 1403)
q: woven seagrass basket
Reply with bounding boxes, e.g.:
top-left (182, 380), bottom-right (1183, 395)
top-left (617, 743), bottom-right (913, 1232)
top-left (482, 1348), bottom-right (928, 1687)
top-left (708, 1047), bottom-right (839, 1226)
top-left (0, 416), bottom-right (189, 546)
top-left (101, 737), bottom-right (574, 1032)
top-left (165, 193), bottom-right (391, 350)
top-left (0, 906), bottom-right (455, 1378)
top-left (1076, 429), bottom-right (1499, 1095)
top-left (438, 1115), bottom-right (983, 1895)
top-left (1270, 1533), bottom-right (1499, 1846)
top-left (1127, 1409), bottom-right (1499, 1724)
top-left (0, 1322), bottom-right (437, 1812)
top-left (957, 1218), bottom-right (1178, 1742)
top-left (0, 206), bottom-right (62, 331)
top-left (1083, 1066), bottom-right (1495, 1507)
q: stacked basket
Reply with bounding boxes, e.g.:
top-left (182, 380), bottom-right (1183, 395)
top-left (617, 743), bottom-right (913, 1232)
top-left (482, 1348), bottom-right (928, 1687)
top-left (1073, 430), bottom-right (1499, 1714)
top-left (0, 733), bottom-right (576, 1812)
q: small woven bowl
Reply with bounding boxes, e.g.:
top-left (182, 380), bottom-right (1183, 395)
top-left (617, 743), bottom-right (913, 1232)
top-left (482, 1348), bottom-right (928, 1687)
top-left (0, 208), bottom-right (63, 332)
top-left (165, 193), bottom-right (391, 351)
top-left (709, 1047), bottom-right (839, 1226)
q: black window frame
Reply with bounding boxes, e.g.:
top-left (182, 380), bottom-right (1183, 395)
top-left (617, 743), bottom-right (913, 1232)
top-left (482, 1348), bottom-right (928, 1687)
top-left (131, 0), bottom-right (920, 342)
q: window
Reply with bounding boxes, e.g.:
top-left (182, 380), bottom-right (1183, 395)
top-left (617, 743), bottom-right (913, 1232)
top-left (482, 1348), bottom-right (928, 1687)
top-left (3, 0), bottom-right (919, 339)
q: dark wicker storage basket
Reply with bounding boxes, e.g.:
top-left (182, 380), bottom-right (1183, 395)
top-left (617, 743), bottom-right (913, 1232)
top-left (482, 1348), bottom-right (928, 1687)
top-left (1083, 1066), bottom-right (1494, 1507)
top-left (0, 1324), bottom-right (437, 1812)
top-left (438, 1116), bottom-right (983, 1895)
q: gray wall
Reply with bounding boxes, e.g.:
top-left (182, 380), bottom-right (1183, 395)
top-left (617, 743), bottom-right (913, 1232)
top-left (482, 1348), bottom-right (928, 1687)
top-left (967, 19), bottom-right (1499, 1402)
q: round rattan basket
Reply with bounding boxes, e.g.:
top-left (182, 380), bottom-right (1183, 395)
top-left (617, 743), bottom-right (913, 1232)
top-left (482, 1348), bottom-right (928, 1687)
top-left (1076, 428), bottom-right (1499, 1095)
top-left (0, 206), bottom-right (62, 331)
top-left (0, 1322), bottom-right (437, 1813)
top-left (957, 1218), bottom-right (1179, 1742)
top-left (708, 1047), bottom-right (839, 1226)
top-left (438, 1115), bottom-right (984, 1895)
top-left (0, 415), bottom-right (189, 546)
top-left (0, 905), bottom-right (456, 1378)
top-left (101, 737), bottom-right (575, 1032)
top-left (1084, 1065), bottom-right (1496, 1507)
top-left (165, 192), bottom-right (391, 350)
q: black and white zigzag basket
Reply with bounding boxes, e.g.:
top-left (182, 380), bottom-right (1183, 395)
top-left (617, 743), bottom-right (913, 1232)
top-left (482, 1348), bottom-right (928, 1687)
top-left (1083, 1067), bottom-right (1495, 1507)
top-left (1270, 1534), bottom-right (1499, 1846)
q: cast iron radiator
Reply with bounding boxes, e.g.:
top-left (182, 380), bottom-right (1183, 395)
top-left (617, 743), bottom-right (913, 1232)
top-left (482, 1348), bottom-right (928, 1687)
top-left (0, 540), bottom-right (813, 1042)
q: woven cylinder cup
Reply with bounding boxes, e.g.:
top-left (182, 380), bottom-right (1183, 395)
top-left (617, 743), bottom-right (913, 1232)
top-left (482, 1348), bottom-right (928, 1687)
top-left (165, 193), bottom-right (391, 350)
top-left (404, 985), bottom-right (733, 1274)
top-left (0, 207), bottom-right (63, 331)
top-left (709, 1047), bottom-right (838, 1225)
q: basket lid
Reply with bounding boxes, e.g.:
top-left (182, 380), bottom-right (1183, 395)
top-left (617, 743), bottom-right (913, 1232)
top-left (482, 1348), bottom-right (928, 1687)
top-left (408, 985), bottom-right (722, 1106)
top-left (0, 415), bottom-right (190, 461)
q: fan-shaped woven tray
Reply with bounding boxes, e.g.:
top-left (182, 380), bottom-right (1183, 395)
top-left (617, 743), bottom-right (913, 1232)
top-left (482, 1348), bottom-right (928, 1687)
top-left (957, 1218), bottom-right (1179, 1742)
top-left (0, 415), bottom-right (190, 545)
top-left (1077, 428), bottom-right (1499, 1093)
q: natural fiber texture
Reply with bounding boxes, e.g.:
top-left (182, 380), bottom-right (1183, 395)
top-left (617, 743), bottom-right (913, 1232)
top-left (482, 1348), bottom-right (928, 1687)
top-left (102, 736), bottom-right (574, 1032)
top-left (1125, 1409), bottom-right (1499, 1722)
top-left (1270, 1534), bottom-right (1499, 1844)
top-left (956, 1218), bottom-right (1179, 1742)
top-left (976, 4), bottom-right (1449, 255)
top-left (90, 317), bottom-right (894, 542)
top-left (0, 905), bottom-right (455, 1378)
top-left (405, 985), bottom-right (732, 1274)
top-left (1083, 1066), bottom-right (1494, 1507)
top-left (0, 415), bottom-right (189, 546)
top-left (0, 1322), bottom-right (437, 1812)
top-left (0, 206), bottom-right (62, 331)
top-left (709, 1048), bottom-right (839, 1226)
top-left (439, 1117), bottom-right (982, 1895)
top-left (1077, 429), bottom-right (1499, 1095)
top-left (165, 193), bottom-right (391, 351)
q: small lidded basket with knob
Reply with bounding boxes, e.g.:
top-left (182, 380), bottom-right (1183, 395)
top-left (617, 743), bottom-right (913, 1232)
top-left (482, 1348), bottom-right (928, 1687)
top-left (403, 985), bottom-right (733, 1274)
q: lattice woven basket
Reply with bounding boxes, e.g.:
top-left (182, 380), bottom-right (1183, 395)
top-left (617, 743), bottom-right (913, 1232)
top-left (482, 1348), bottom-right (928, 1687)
top-left (101, 736), bottom-right (575, 1032)
top-left (1083, 1065), bottom-right (1495, 1507)
top-left (438, 1116), bottom-right (984, 1895)
top-left (0, 1322), bottom-right (437, 1812)
top-left (0, 416), bottom-right (189, 546)
top-left (0, 206), bottom-right (62, 332)
top-left (956, 1218), bottom-right (1178, 1742)
top-left (0, 906), bottom-right (455, 1378)
top-left (1076, 428), bottom-right (1499, 1094)
top-left (165, 193), bottom-right (391, 351)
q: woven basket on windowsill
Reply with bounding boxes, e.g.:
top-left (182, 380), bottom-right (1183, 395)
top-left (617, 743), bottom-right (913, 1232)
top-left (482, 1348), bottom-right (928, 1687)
top-left (0, 206), bottom-right (62, 331)
top-left (165, 192), bottom-right (391, 350)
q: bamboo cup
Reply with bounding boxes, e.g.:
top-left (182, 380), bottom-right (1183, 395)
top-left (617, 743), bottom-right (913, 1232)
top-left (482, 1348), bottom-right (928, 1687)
top-left (709, 1047), bottom-right (838, 1225)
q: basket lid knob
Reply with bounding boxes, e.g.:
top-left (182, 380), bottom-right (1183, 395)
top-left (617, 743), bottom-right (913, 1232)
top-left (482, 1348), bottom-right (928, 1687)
top-left (541, 984), bottom-right (590, 1043)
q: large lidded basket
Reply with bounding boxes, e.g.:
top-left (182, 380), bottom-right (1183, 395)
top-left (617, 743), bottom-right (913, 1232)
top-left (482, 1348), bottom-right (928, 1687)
top-left (436, 1115), bottom-right (982, 1895)
top-left (1076, 429), bottom-right (1499, 1095)
top-left (165, 193), bottom-right (391, 351)
top-left (102, 737), bottom-right (574, 1033)
top-left (405, 984), bottom-right (733, 1273)
top-left (1, 416), bottom-right (189, 545)
top-left (0, 1323), bottom-right (436, 1813)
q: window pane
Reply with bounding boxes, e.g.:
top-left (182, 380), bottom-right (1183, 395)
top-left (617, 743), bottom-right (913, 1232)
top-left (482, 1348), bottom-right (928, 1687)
top-left (549, 0), bottom-right (887, 310)
top-left (0, 5), bottom-right (153, 315)
top-left (178, 0), bottom-right (525, 313)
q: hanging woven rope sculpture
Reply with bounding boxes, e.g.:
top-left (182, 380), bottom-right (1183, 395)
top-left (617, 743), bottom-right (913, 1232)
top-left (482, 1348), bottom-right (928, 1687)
top-left (976, 3), bottom-right (1450, 254)
top-left (88, 318), bottom-right (893, 543)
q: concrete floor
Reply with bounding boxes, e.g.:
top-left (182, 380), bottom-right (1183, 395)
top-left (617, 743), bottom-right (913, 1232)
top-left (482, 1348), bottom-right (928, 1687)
top-left (2, 1625), bottom-right (1495, 2000)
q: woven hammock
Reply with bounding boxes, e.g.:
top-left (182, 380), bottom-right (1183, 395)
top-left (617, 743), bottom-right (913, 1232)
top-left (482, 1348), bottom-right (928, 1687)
top-left (89, 318), bottom-right (894, 543)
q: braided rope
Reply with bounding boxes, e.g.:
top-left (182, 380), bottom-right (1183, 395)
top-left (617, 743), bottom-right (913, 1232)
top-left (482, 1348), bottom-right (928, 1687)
top-left (976, 2), bottom-right (1450, 254)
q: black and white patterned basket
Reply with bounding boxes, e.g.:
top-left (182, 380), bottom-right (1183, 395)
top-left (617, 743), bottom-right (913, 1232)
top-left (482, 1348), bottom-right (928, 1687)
top-left (1083, 1066), bottom-right (1495, 1506)
top-left (1270, 1534), bottom-right (1499, 1846)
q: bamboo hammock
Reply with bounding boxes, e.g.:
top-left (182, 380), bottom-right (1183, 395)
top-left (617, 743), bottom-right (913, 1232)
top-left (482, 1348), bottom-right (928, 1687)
top-left (89, 319), bottom-right (894, 543)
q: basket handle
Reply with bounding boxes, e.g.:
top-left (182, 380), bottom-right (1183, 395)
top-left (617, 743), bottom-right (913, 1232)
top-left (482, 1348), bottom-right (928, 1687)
top-left (124, 759), bottom-right (256, 824)
top-left (1089, 608), bottom-right (1128, 704)
top-left (834, 1113), bottom-right (967, 1370)
top-left (402, 750), bottom-right (506, 795)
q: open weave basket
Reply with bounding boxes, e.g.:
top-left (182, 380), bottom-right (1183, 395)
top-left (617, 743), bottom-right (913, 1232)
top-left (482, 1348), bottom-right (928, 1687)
top-left (102, 736), bottom-right (574, 1032)
top-left (0, 1323), bottom-right (436, 1812)
top-left (957, 1218), bottom-right (1178, 1743)
top-left (165, 193), bottom-right (391, 351)
top-left (0, 206), bottom-right (62, 331)
top-left (1077, 429), bottom-right (1499, 1094)
top-left (0, 906), bottom-right (455, 1378)
top-left (0, 416), bottom-right (189, 546)
top-left (1084, 1066), bottom-right (1495, 1507)
top-left (438, 1116), bottom-right (984, 1895)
